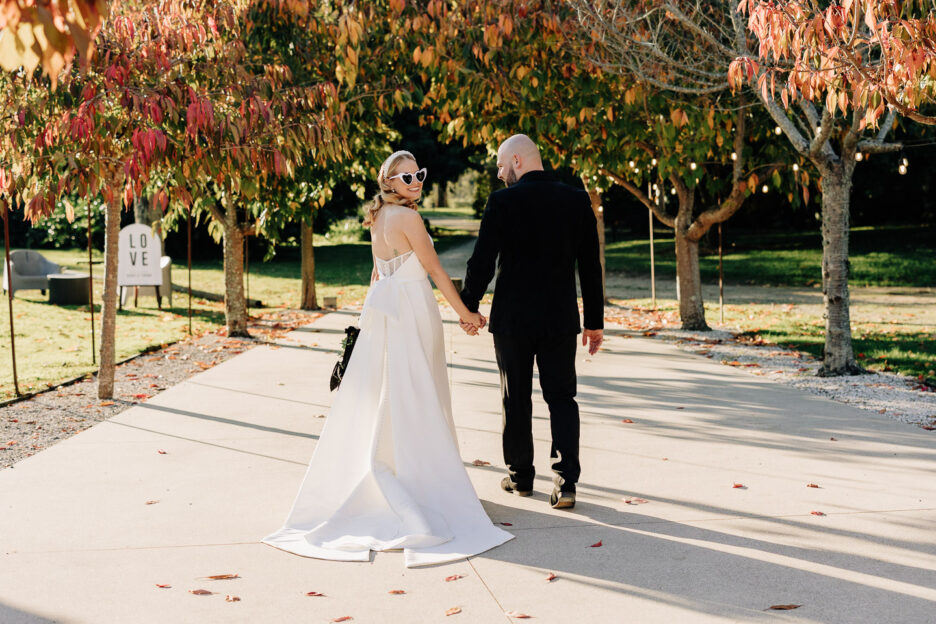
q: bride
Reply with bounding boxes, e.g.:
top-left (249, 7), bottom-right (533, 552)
top-left (262, 150), bottom-right (514, 567)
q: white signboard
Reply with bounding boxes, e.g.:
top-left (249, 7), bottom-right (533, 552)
top-left (118, 224), bottom-right (162, 286)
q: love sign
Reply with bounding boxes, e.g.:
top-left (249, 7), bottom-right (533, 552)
top-left (118, 224), bottom-right (162, 286)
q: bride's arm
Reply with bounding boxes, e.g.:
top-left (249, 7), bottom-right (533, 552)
top-left (399, 210), bottom-right (483, 326)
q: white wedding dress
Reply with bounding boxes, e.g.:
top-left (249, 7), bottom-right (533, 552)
top-left (262, 250), bottom-right (513, 567)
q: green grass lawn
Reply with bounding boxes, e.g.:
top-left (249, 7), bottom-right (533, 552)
top-left (0, 232), bottom-right (476, 400)
top-left (607, 224), bottom-right (936, 287)
top-left (617, 297), bottom-right (936, 387)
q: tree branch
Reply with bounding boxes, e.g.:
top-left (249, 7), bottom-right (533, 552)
top-left (601, 168), bottom-right (675, 228)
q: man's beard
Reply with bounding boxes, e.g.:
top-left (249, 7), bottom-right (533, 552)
top-left (504, 167), bottom-right (518, 187)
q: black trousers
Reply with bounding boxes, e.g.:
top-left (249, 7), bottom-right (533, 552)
top-left (493, 332), bottom-right (580, 494)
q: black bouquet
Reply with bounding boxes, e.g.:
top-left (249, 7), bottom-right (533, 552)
top-left (330, 326), bottom-right (361, 391)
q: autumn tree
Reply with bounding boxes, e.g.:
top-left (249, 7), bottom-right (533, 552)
top-left (419, 0), bottom-right (792, 329)
top-left (0, 0), bottom-right (107, 86)
top-left (570, 0), bottom-right (903, 375)
top-left (0, 0), bottom-right (343, 395)
top-left (739, 0), bottom-right (936, 127)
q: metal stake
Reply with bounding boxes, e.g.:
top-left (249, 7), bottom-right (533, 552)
top-left (187, 208), bottom-right (192, 336)
top-left (718, 222), bottom-right (725, 325)
top-left (2, 201), bottom-right (20, 396)
top-left (88, 200), bottom-right (95, 363)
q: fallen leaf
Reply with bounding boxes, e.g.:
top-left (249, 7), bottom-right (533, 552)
top-left (332, 617), bottom-right (352, 623)
top-left (810, 511), bottom-right (826, 516)
top-left (504, 611), bottom-right (532, 618)
top-left (225, 595), bottom-right (240, 602)
top-left (545, 573), bottom-right (557, 582)
top-left (445, 574), bottom-right (464, 582)
top-left (500, 522), bottom-right (513, 526)
top-left (768, 604), bottom-right (801, 610)
top-left (676, 406), bottom-right (685, 410)
top-left (305, 591), bottom-right (326, 597)
top-left (204, 574), bottom-right (240, 580)
top-left (189, 589), bottom-right (213, 595)
top-left (100, 401), bottom-right (115, 407)
top-left (732, 483), bottom-right (746, 489)
top-left (132, 393), bottom-right (149, 400)
top-left (155, 584), bottom-right (171, 588)
top-left (589, 540), bottom-right (603, 548)
top-left (144, 500), bottom-right (159, 505)
top-left (157, 449), bottom-right (167, 454)
top-left (471, 459), bottom-right (491, 466)
top-left (919, 425), bottom-right (936, 431)
top-left (806, 483), bottom-right (820, 488)
top-left (621, 419), bottom-right (634, 423)
top-left (829, 437), bottom-right (837, 441)
top-left (623, 497), bottom-right (648, 504)
top-left (388, 590), bottom-right (406, 595)
top-left (445, 607), bottom-right (462, 616)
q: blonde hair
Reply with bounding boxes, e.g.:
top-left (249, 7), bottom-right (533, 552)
top-left (363, 150), bottom-right (420, 227)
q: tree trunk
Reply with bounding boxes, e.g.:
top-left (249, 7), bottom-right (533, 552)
top-left (97, 194), bottom-right (122, 399)
top-left (817, 164), bottom-right (861, 376)
top-left (300, 220), bottom-right (319, 310)
top-left (675, 194), bottom-right (709, 331)
top-left (437, 182), bottom-right (448, 209)
top-left (222, 202), bottom-right (249, 337)
top-left (583, 182), bottom-right (607, 302)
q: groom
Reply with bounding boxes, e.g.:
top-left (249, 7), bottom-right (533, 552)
top-left (459, 134), bottom-right (604, 510)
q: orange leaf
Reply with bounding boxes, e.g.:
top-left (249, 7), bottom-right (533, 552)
top-left (332, 617), bottom-right (352, 623)
top-left (445, 607), bottom-right (462, 616)
top-left (100, 401), bottom-right (115, 407)
top-left (505, 611), bottom-right (532, 618)
top-left (589, 540), bottom-right (602, 548)
top-left (500, 522), bottom-right (513, 526)
top-left (623, 497), bottom-right (648, 504)
top-left (471, 459), bottom-right (491, 466)
top-left (155, 584), bottom-right (171, 588)
top-left (806, 483), bottom-right (820, 488)
top-left (306, 591), bottom-right (326, 597)
top-left (388, 590), bottom-right (406, 595)
top-left (204, 574), bottom-right (239, 580)
top-left (621, 419), bottom-right (634, 424)
top-left (133, 393), bottom-right (149, 400)
top-left (545, 573), bottom-right (557, 582)
top-left (225, 595), bottom-right (240, 602)
top-left (769, 604), bottom-right (801, 610)
top-left (810, 511), bottom-right (826, 516)
top-left (157, 449), bottom-right (167, 454)
top-left (445, 574), bottom-right (464, 582)
top-left (189, 589), bottom-right (213, 595)
top-left (732, 483), bottom-right (745, 489)
top-left (145, 500), bottom-right (159, 505)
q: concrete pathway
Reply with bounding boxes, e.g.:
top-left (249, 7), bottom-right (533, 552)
top-left (2, 307), bottom-right (936, 623)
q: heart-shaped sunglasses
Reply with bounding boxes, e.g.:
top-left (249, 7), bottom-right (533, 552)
top-left (386, 168), bottom-right (427, 185)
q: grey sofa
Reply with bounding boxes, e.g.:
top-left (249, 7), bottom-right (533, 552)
top-left (2, 250), bottom-right (62, 296)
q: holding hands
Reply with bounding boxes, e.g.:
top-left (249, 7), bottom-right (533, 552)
top-left (459, 312), bottom-right (487, 336)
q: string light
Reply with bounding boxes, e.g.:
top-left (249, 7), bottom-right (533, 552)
top-left (651, 158), bottom-right (657, 166)
top-left (670, 188), bottom-right (676, 195)
top-left (815, 125), bottom-right (822, 134)
top-left (761, 184), bottom-right (769, 193)
top-left (899, 164), bottom-right (908, 175)
top-left (690, 162), bottom-right (697, 170)
top-left (774, 126), bottom-right (782, 135)
top-left (730, 152), bottom-right (737, 161)
top-left (628, 160), bottom-right (635, 168)
top-left (792, 163), bottom-right (799, 172)
top-left (901, 157), bottom-right (909, 167)
top-left (855, 152), bottom-right (863, 161)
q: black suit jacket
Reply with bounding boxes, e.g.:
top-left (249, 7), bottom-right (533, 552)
top-left (460, 170), bottom-right (604, 336)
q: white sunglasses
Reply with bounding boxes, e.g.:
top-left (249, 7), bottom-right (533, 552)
top-left (387, 168), bottom-right (427, 185)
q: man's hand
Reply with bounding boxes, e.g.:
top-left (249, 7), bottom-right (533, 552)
top-left (459, 314), bottom-right (486, 336)
top-left (582, 329), bottom-right (604, 355)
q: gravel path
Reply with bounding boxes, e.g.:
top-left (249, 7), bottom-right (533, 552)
top-left (0, 309), bottom-right (323, 470)
top-left (606, 305), bottom-right (936, 429)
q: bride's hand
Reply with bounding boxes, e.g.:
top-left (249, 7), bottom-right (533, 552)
top-left (461, 311), bottom-right (484, 329)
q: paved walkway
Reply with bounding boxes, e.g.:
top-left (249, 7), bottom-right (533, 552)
top-left (2, 307), bottom-right (936, 623)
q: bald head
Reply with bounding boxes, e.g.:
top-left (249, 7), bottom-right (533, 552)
top-left (496, 134), bottom-right (544, 187)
